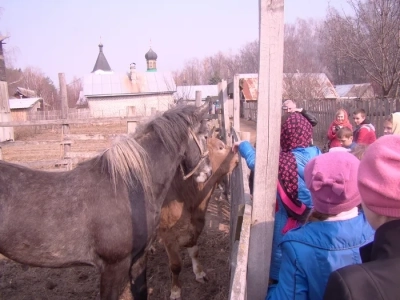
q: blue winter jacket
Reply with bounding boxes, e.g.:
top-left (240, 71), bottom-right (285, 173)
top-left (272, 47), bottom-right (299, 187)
top-left (266, 213), bottom-right (375, 300)
top-left (238, 141), bottom-right (321, 279)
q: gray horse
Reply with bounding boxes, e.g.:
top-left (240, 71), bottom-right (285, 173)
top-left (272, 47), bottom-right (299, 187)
top-left (0, 103), bottom-right (211, 300)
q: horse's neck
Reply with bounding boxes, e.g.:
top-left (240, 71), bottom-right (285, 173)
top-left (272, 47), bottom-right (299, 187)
top-left (191, 170), bottom-right (225, 210)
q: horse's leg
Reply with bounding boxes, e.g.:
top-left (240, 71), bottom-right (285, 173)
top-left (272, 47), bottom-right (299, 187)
top-left (130, 252), bottom-right (148, 300)
top-left (99, 256), bottom-right (131, 300)
top-left (187, 244), bottom-right (208, 283)
top-left (164, 241), bottom-right (183, 300)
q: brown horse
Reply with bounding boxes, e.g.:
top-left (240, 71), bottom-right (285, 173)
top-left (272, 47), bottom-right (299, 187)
top-left (158, 137), bottom-right (239, 299)
top-left (0, 104), bottom-right (212, 300)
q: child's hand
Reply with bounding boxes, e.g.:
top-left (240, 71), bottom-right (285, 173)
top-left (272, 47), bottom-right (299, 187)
top-left (232, 141), bottom-right (241, 153)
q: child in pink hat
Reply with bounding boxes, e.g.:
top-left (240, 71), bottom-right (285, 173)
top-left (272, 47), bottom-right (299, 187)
top-left (267, 151), bottom-right (374, 300)
top-left (324, 135), bottom-right (400, 300)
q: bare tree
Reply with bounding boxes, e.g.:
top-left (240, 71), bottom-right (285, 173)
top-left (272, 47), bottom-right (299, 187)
top-left (20, 67), bottom-right (58, 108)
top-left (324, 0), bottom-right (400, 96)
top-left (284, 19), bottom-right (325, 73)
top-left (66, 76), bottom-right (82, 108)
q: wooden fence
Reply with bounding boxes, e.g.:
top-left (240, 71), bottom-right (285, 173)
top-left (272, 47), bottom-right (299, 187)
top-left (0, 117), bottom-right (141, 170)
top-left (228, 128), bottom-right (252, 300)
top-left (299, 98), bottom-right (400, 143)
top-left (243, 98), bottom-right (400, 144)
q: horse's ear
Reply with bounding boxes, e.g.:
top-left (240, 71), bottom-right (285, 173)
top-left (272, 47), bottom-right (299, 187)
top-left (209, 126), bottom-right (216, 138)
top-left (198, 98), bottom-right (210, 116)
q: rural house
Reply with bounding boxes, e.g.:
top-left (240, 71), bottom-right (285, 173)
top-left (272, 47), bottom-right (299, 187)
top-left (14, 87), bottom-right (37, 99)
top-left (9, 97), bottom-right (44, 121)
top-left (335, 83), bottom-right (375, 100)
top-left (78, 43), bottom-right (176, 117)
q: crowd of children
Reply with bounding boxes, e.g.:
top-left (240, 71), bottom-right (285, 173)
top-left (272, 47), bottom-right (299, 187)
top-left (233, 103), bottom-right (400, 300)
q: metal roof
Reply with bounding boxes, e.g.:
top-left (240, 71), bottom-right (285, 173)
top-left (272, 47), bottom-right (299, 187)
top-left (9, 97), bottom-right (43, 109)
top-left (174, 85), bottom-right (219, 100)
top-left (145, 48), bottom-right (158, 60)
top-left (92, 43), bottom-right (112, 73)
top-left (237, 73), bottom-right (339, 100)
top-left (83, 71), bottom-right (176, 97)
top-left (15, 87), bottom-right (37, 98)
top-left (335, 83), bottom-right (373, 98)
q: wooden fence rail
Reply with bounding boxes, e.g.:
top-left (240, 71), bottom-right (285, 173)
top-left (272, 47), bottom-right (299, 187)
top-left (229, 127), bottom-right (252, 300)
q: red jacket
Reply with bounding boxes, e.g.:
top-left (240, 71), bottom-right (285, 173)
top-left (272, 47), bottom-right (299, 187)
top-left (327, 123), bottom-right (352, 148)
top-left (354, 124), bottom-right (376, 145)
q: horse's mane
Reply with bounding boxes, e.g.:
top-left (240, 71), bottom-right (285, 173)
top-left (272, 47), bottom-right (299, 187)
top-left (134, 104), bottom-right (202, 154)
top-left (93, 105), bottom-right (203, 200)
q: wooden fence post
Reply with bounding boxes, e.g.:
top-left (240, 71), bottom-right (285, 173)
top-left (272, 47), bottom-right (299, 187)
top-left (247, 1), bottom-right (285, 299)
top-left (58, 73), bottom-right (68, 119)
top-left (233, 74), bottom-right (240, 132)
top-left (0, 146), bottom-right (2, 160)
top-left (219, 80), bottom-right (231, 145)
top-left (61, 123), bottom-right (71, 159)
top-left (195, 90), bottom-right (202, 107)
top-left (127, 106), bottom-right (137, 134)
top-left (127, 121), bottom-right (137, 134)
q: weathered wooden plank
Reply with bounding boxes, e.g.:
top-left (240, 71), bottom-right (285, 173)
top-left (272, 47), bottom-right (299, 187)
top-left (233, 74), bottom-right (241, 131)
top-left (64, 134), bottom-right (106, 140)
top-left (229, 204), bottom-right (252, 300)
top-left (0, 116), bottom-right (141, 127)
top-left (247, 1), bottom-right (285, 299)
top-left (65, 151), bottom-right (99, 159)
top-left (7, 159), bottom-right (72, 169)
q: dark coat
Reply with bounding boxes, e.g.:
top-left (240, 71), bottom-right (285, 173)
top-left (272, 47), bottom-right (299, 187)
top-left (300, 109), bottom-right (318, 127)
top-left (323, 219), bottom-right (400, 300)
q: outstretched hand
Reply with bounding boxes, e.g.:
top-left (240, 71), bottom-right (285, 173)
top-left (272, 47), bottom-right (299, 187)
top-left (232, 141), bottom-right (241, 153)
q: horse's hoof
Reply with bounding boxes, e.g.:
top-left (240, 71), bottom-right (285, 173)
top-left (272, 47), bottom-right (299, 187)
top-left (196, 272), bottom-right (208, 283)
top-left (170, 291), bottom-right (181, 300)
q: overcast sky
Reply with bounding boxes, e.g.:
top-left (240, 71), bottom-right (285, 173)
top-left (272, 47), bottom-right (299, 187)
top-left (0, 0), bottom-right (351, 84)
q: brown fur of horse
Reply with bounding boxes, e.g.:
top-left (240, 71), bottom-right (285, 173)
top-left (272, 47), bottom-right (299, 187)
top-left (0, 104), bottom-right (212, 300)
top-left (158, 137), bottom-right (239, 300)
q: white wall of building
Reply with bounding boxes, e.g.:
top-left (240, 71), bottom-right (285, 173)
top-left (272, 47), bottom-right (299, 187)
top-left (87, 94), bottom-right (174, 117)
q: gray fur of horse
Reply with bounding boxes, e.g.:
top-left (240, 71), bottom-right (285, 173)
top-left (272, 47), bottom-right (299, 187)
top-left (0, 103), bottom-right (211, 300)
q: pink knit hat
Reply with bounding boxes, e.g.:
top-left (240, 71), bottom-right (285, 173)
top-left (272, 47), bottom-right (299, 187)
top-left (358, 135), bottom-right (400, 217)
top-left (305, 151), bottom-right (361, 215)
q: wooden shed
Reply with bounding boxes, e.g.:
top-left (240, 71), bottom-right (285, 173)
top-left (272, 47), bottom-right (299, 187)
top-left (9, 97), bottom-right (44, 121)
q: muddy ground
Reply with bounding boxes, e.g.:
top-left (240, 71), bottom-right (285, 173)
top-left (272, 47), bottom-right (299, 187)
top-left (0, 123), bottom-right (232, 300)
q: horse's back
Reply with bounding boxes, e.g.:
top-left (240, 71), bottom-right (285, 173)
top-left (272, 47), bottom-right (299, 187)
top-left (0, 160), bottom-right (134, 267)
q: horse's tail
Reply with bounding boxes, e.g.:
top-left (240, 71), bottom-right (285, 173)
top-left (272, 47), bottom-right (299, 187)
top-left (102, 137), bottom-right (153, 202)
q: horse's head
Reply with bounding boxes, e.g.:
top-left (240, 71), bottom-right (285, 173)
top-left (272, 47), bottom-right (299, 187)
top-left (207, 137), bottom-right (239, 175)
top-left (179, 102), bottom-right (212, 183)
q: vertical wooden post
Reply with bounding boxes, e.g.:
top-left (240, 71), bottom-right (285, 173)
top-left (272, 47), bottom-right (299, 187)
top-left (0, 37), bottom-right (14, 142)
top-left (247, 1), bottom-right (285, 299)
top-left (127, 121), bottom-right (137, 134)
top-left (195, 90), bottom-right (202, 107)
top-left (151, 107), bottom-right (156, 116)
top-left (0, 146), bottom-right (3, 160)
top-left (62, 123), bottom-right (71, 159)
top-left (219, 80), bottom-right (231, 144)
top-left (233, 74), bottom-right (240, 132)
top-left (58, 73), bottom-right (68, 119)
top-left (127, 106), bottom-right (137, 134)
